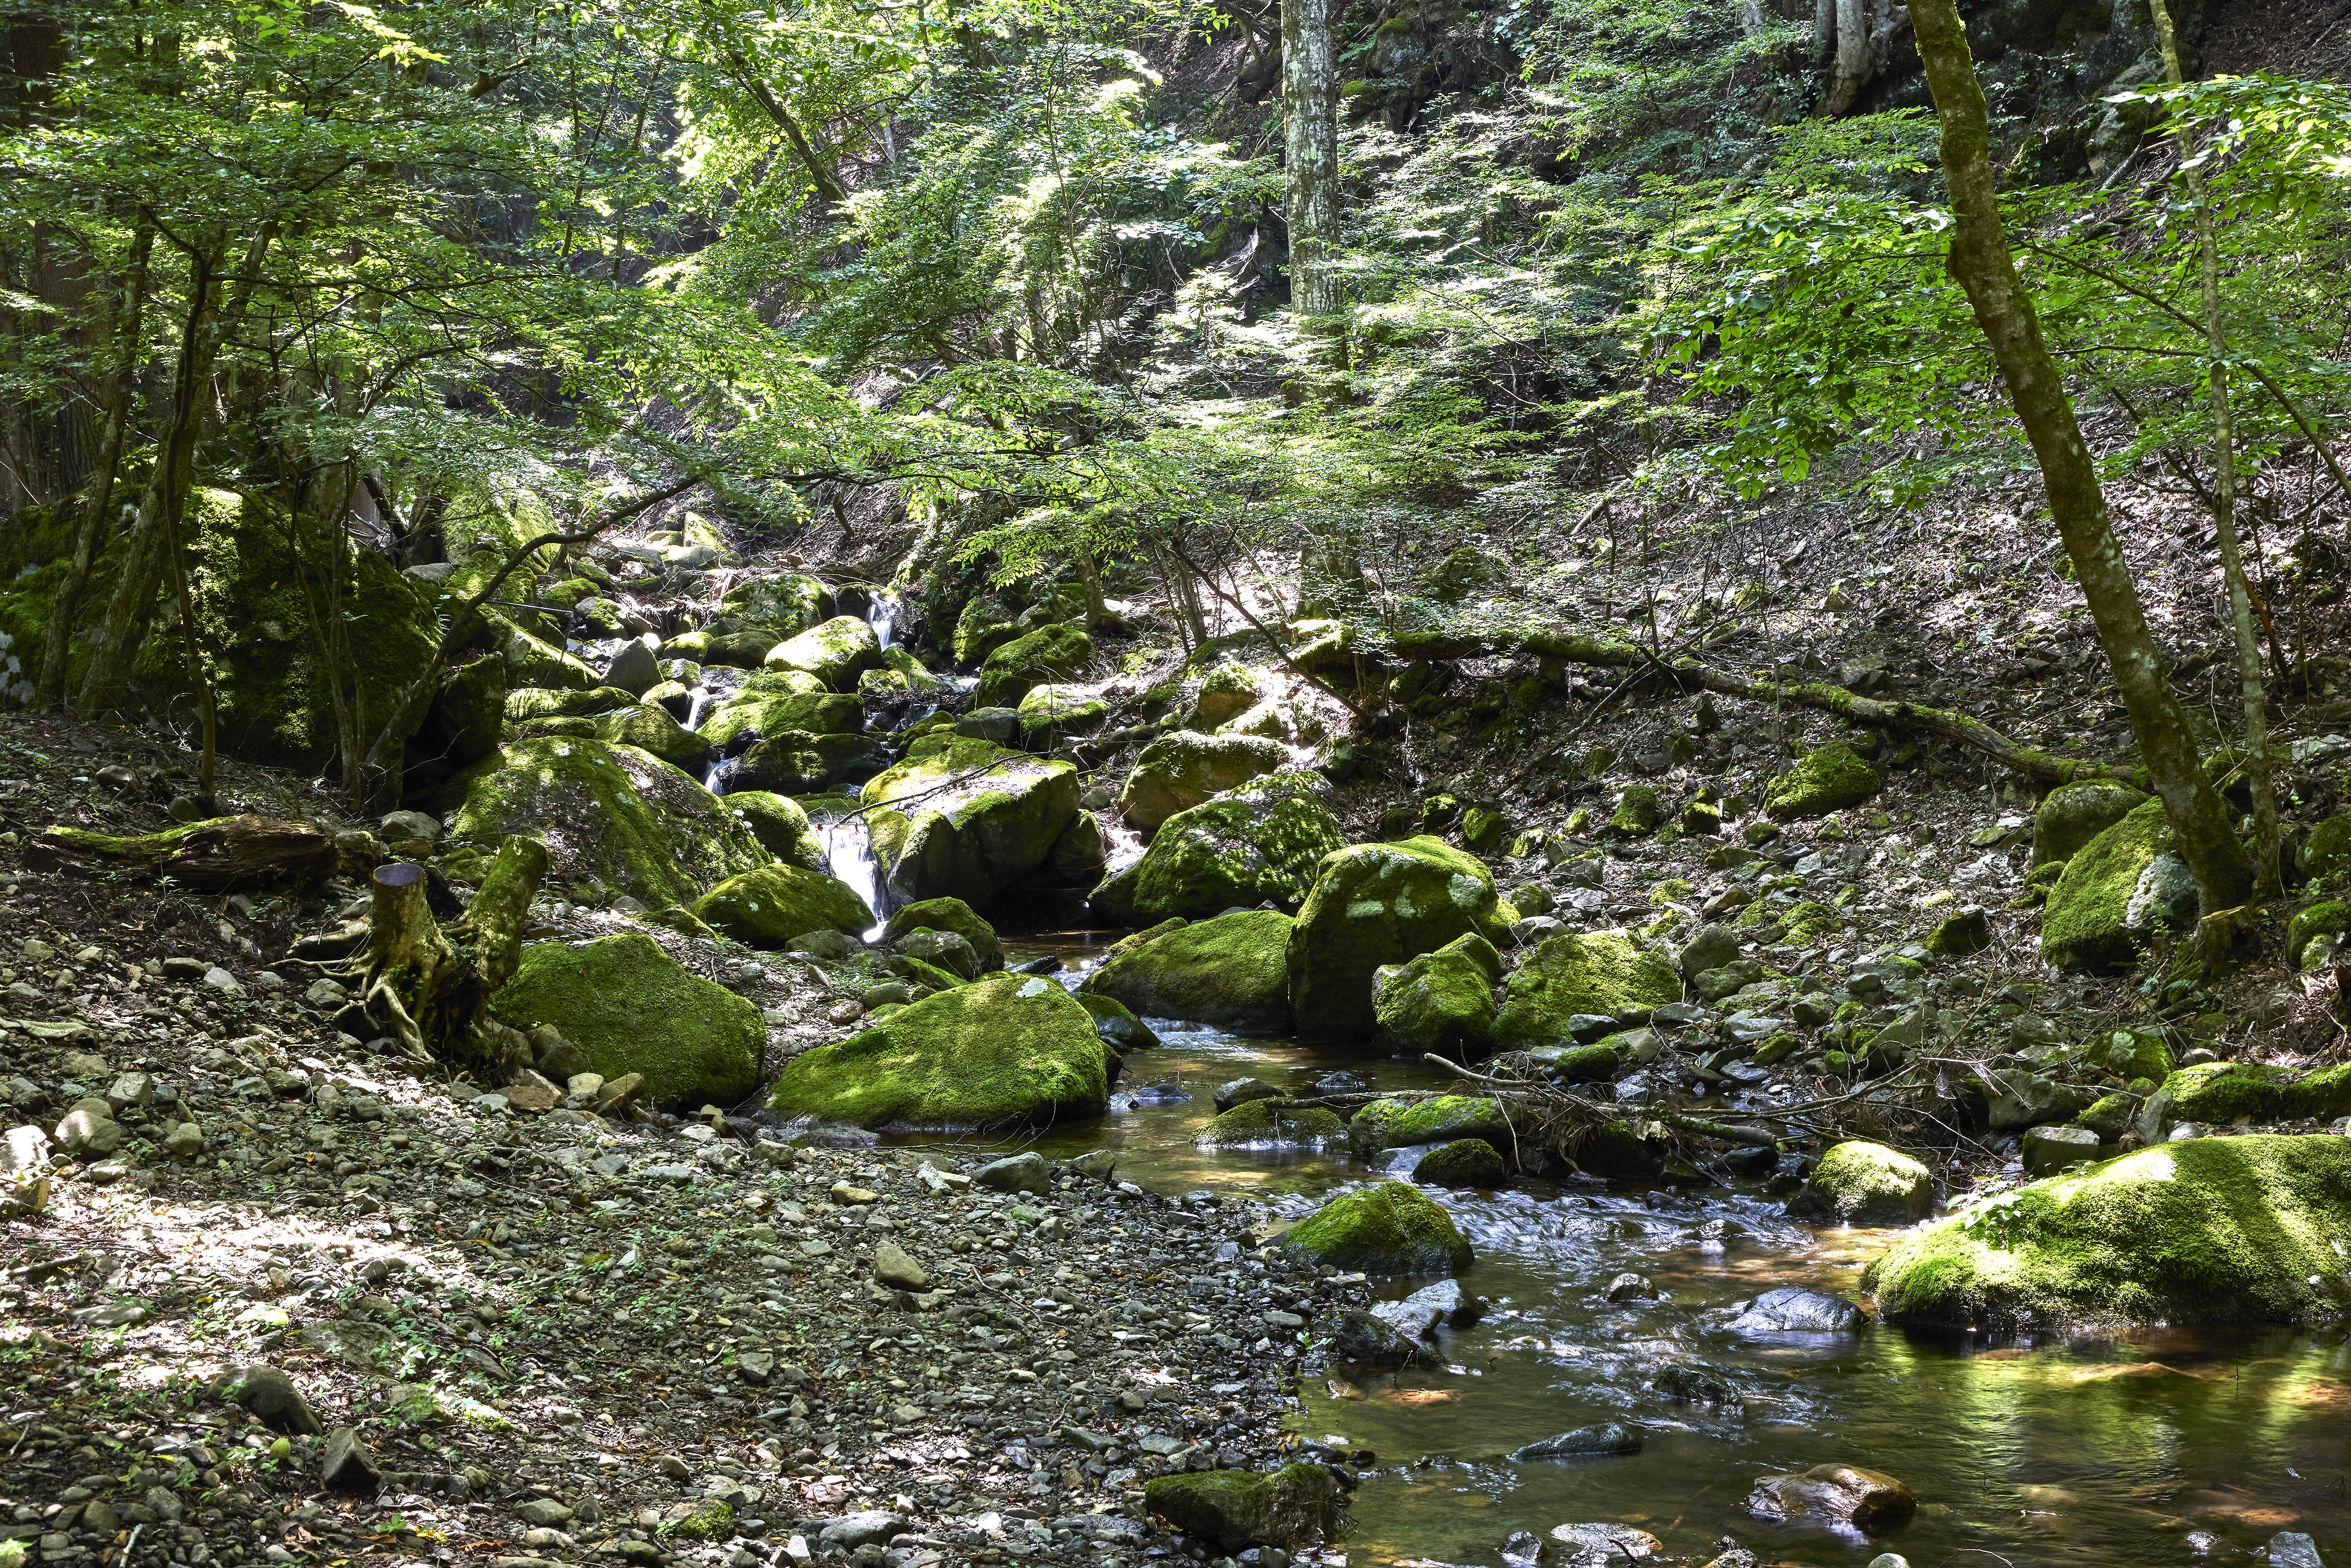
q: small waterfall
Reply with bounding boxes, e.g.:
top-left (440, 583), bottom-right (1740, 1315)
top-left (1100, 812), bottom-right (1146, 875)
top-left (682, 686), bottom-right (711, 733)
top-left (823, 815), bottom-right (889, 939)
top-left (863, 595), bottom-right (898, 650)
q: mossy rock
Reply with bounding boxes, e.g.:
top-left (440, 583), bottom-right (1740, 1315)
top-left (1414, 1138), bottom-right (1507, 1187)
top-left (1141, 1465), bottom-right (1341, 1551)
top-left (1372, 935), bottom-right (1502, 1059)
top-left (1117, 730), bottom-right (1291, 831)
top-left (1081, 910), bottom-right (1294, 1032)
top-left (861, 737), bottom-right (1079, 911)
top-left (975, 621), bottom-right (1094, 710)
top-left (586, 701), bottom-right (710, 765)
top-left (2076, 1092), bottom-right (2140, 1142)
top-left (1189, 663), bottom-right (1259, 730)
top-left (661, 1501), bottom-right (735, 1542)
top-left (2307, 811), bottom-right (2351, 887)
top-left (1528, 1041), bottom-right (1626, 1082)
top-left (1862, 1135), bottom-right (2351, 1331)
top-left (491, 932), bottom-right (764, 1110)
top-left (766, 973), bottom-right (1112, 1131)
top-left (1194, 1100), bottom-right (1346, 1149)
top-left (2033, 780), bottom-right (2150, 867)
top-left (2084, 1028), bottom-right (2173, 1085)
top-left (732, 729), bottom-right (889, 794)
top-left (1109, 772), bottom-right (1345, 921)
top-left (1350, 1094), bottom-right (1516, 1157)
top-left (412, 654), bottom-right (506, 771)
top-left (1459, 805), bottom-right (1506, 851)
top-left (1286, 837), bottom-right (1514, 1045)
top-left (881, 897), bottom-right (1004, 971)
top-left (1765, 741), bottom-right (1882, 820)
top-left (1572, 1120), bottom-right (1668, 1180)
top-left (506, 685), bottom-right (641, 722)
top-left (1922, 905), bottom-right (1991, 956)
top-left (1016, 682), bottom-right (1109, 739)
top-left (762, 615), bottom-right (883, 690)
top-left (1781, 900), bottom-right (1844, 944)
top-left (1075, 991), bottom-right (1160, 1053)
top-left (439, 736), bottom-right (771, 908)
top-left (699, 670), bottom-right (862, 748)
top-left (491, 611), bottom-right (598, 690)
top-left (1608, 787), bottom-right (1662, 836)
top-left (1490, 931), bottom-right (1680, 1052)
top-left (1788, 1140), bottom-right (1933, 1225)
top-left (951, 592), bottom-right (1024, 667)
top-left (1277, 1183), bottom-right (1473, 1275)
top-left (717, 791), bottom-right (829, 874)
top-left (129, 490), bottom-right (441, 772)
top-left (2287, 899), bottom-right (2351, 970)
top-left (706, 573), bottom-right (833, 647)
top-left (2039, 799), bottom-right (2173, 973)
top-left (691, 864), bottom-right (873, 948)
top-left (2159, 1060), bottom-right (2351, 1124)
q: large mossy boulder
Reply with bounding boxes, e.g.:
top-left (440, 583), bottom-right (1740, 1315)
top-left (762, 615), bottom-right (883, 690)
top-left (1194, 1100), bottom-right (1347, 1149)
top-left (1117, 731), bottom-right (1290, 831)
top-left (699, 671), bottom-right (863, 748)
top-left (2158, 1060), bottom-right (2351, 1124)
top-left (881, 897), bottom-right (1004, 972)
top-left (692, 864), bottom-right (873, 948)
top-left (1349, 1094), bottom-right (1517, 1157)
top-left (1863, 1135), bottom-right (2351, 1332)
top-left (439, 736), bottom-right (770, 907)
top-left (1015, 682), bottom-right (1109, 740)
top-left (861, 737), bottom-right (1079, 912)
top-left (411, 655), bottom-right (506, 773)
top-left (2307, 811), bottom-right (2351, 887)
top-left (1141, 1466), bottom-right (1341, 1552)
top-left (490, 932), bottom-right (764, 1110)
top-left (2287, 899), bottom-right (2351, 971)
top-left (731, 729), bottom-right (889, 794)
top-left (2039, 799), bottom-right (2176, 973)
top-left (718, 791), bottom-right (829, 874)
top-left (766, 974), bottom-right (1112, 1131)
top-left (489, 610), bottom-right (598, 691)
top-left (1286, 837), bottom-right (1514, 1045)
top-left (1788, 1140), bottom-right (1934, 1225)
top-left (1099, 772), bottom-right (1345, 922)
top-left (1372, 935), bottom-right (1503, 1058)
top-left (666, 573), bottom-right (834, 667)
top-left (974, 622), bottom-right (1093, 710)
top-left (1081, 910), bottom-right (1294, 1032)
top-left (584, 701), bottom-right (710, 766)
top-left (1277, 1183), bottom-right (1473, 1276)
top-left (2032, 779), bottom-right (2151, 867)
top-left (1489, 931), bottom-right (1680, 1052)
top-left (1765, 741), bottom-right (1882, 820)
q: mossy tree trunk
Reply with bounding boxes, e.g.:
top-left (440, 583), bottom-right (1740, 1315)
top-left (1910, 0), bottom-right (2253, 915)
top-left (26, 814), bottom-right (339, 891)
top-left (1281, 0), bottom-right (1339, 319)
top-left (358, 835), bottom-right (548, 1067)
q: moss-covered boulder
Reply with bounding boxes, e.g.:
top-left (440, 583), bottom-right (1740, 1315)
top-left (1117, 731), bottom-right (1292, 831)
top-left (490, 612), bottom-right (598, 691)
top-left (2040, 799), bottom-right (2176, 973)
top-left (490, 932), bottom-right (764, 1110)
top-left (1142, 1466), bottom-right (1341, 1552)
top-left (1490, 932), bottom-right (1680, 1052)
top-left (861, 738), bottom-right (1079, 911)
top-left (1862, 1136), bottom-right (2351, 1331)
top-left (1372, 935), bottom-right (1502, 1059)
top-left (717, 791), bottom-right (829, 874)
top-left (1190, 664), bottom-right (1259, 730)
top-left (692, 864), bottom-right (873, 948)
top-left (762, 616), bottom-right (883, 690)
top-left (585, 701), bottom-right (710, 766)
top-left (1194, 1100), bottom-right (1347, 1149)
top-left (1016, 683), bottom-right (1109, 740)
top-left (506, 685), bottom-right (642, 722)
top-left (1350, 1094), bottom-right (1517, 1157)
top-left (411, 655), bottom-right (506, 772)
top-left (1075, 991), bottom-right (1159, 1053)
top-left (1608, 787), bottom-right (1662, 837)
top-left (1286, 837), bottom-right (1515, 1045)
top-left (880, 897), bottom-right (1004, 972)
top-left (1415, 1139), bottom-right (1507, 1187)
top-left (974, 622), bottom-right (1093, 710)
top-left (2308, 811), bottom-right (2351, 887)
top-left (766, 974), bottom-right (1112, 1131)
top-left (2159, 1060), bottom-right (2351, 1124)
top-left (699, 670), bottom-right (863, 748)
top-left (2287, 900), bottom-right (2351, 970)
top-left (2032, 780), bottom-right (2151, 867)
top-left (1788, 1141), bottom-right (1933, 1225)
top-left (1081, 910), bottom-right (1294, 1032)
top-left (439, 737), bottom-right (770, 907)
top-left (1103, 773), bottom-right (1345, 922)
top-left (1277, 1183), bottom-right (1473, 1276)
top-left (731, 729), bottom-right (889, 795)
top-left (1765, 741), bottom-right (1882, 820)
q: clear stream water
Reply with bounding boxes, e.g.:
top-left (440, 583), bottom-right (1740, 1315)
top-left (854, 936), bottom-right (2351, 1568)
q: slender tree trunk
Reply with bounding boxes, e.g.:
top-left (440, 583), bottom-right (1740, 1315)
top-left (1909, 0), bottom-right (2252, 913)
top-left (2151, 0), bottom-right (2279, 897)
top-left (1739, 0), bottom-right (1768, 37)
top-left (1819, 0), bottom-right (1873, 114)
top-left (155, 246), bottom-right (221, 805)
top-left (1281, 0), bottom-right (1340, 317)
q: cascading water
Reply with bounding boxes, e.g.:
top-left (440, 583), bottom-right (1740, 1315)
top-left (862, 594), bottom-right (898, 650)
top-left (823, 814), bottom-right (889, 939)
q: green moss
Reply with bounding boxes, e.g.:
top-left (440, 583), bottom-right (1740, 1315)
top-left (2308, 812), bottom-right (2351, 888)
top-left (1528, 1041), bottom-right (1625, 1081)
top-left (1608, 787), bottom-right (1661, 836)
top-left (491, 933), bottom-right (765, 1110)
top-left (1781, 900), bottom-right (1844, 944)
top-left (2076, 1092), bottom-right (2139, 1140)
top-left (1350, 1094), bottom-right (1517, 1156)
top-left (2040, 799), bottom-right (2174, 973)
top-left (1278, 1182), bottom-right (1473, 1275)
top-left (1490, 931), bottom-right (1680, 1052)
top-left (1016, 682), bottom-right (1109, 738)
top-left (692, 864), bottom-right (873, 948)
top-left (707, 573), bottom-right (832, 645)
top-left (974, 621), bottom-right (1094, 710)
top-left (1082, 910), bottom-right (1294, 1032)
top-left (488, 610), bottom-right (597, 690)
top-left (881, 897), bottom-right (1004, 970)
top-left (718, 791), bottom-right (828, 873)
top-left (1117, 773), bottom-right (1346, 921)
top-left (1372, 936), bottom-right (1502, 1058)
top-left (1116, 730), bottom-right (1290, 829)
top-left (2085, 1028), bottom-right (2173, 1085)
top-left (1194, 1100), bottom-right (1346, 1148)
top-left (1414, 1138), bottom-right (1507, 1187)
top-left (732, 729), bottom-right (887, 794)
top-left (2287, 900), bottom-right (2351, 970)
top-left (1142, 1465), bottom-right (1341, 1551)
top-left (861, 737), bottom-right (1079, 910)
top-left (1189, 663), bottom-right (1259, 729)
top-left (1075, 990), bottom-right (1159, 1052)
top-left (1789, 1140), bottom-right (1933, 1225)
top-left (439, 736), bottom-right (771, 907)
top-left (1863, 1135), bottom-right (2351, 1331)
top-left (1286, 837), bottom-right (1515, 1045)
top-left (699, 671), bottom-right (862, 747)
top-left (767, 974), bottom-right (1112, 1131)
top-left (2160, 1060), bottom-right (2351, 1124)
top-left (661, 1500), bottom-right (735, 1542)
top-left (2033, 780), bottom-right (2150, 867)
top-left (1766, 741), bottom-right (1883, 820)
top-left (506, 684), bottom-right (640, 722)
top-left (761, 615), bottom-right (883, 690)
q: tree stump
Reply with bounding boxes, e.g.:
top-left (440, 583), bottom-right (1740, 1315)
top-left (355, 836), bottom-right (549, 1067)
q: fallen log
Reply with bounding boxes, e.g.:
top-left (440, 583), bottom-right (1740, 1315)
top-left (26, 815), bottom-right (339, 893)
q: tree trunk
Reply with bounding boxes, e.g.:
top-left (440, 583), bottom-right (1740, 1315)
top-left (26, 814), bottom-right (338, 892)
top-left (358, 836), bottom-right (549, 1068)
top-left (1818, 0), bottom-right (1874, 114)
top-left (1739, 0), bottom-right (1768, 37)
top-left (1910, 0), bottom-right (2252, 913)
top-left (1073, 544), bottom-right (1111, 627)
top-left (1281, 0), bottom-right (1340, 317)
top-left (153, 245), bottom-right (223, 805)
top-left (2151, 0), bottom-right (2279, 898)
